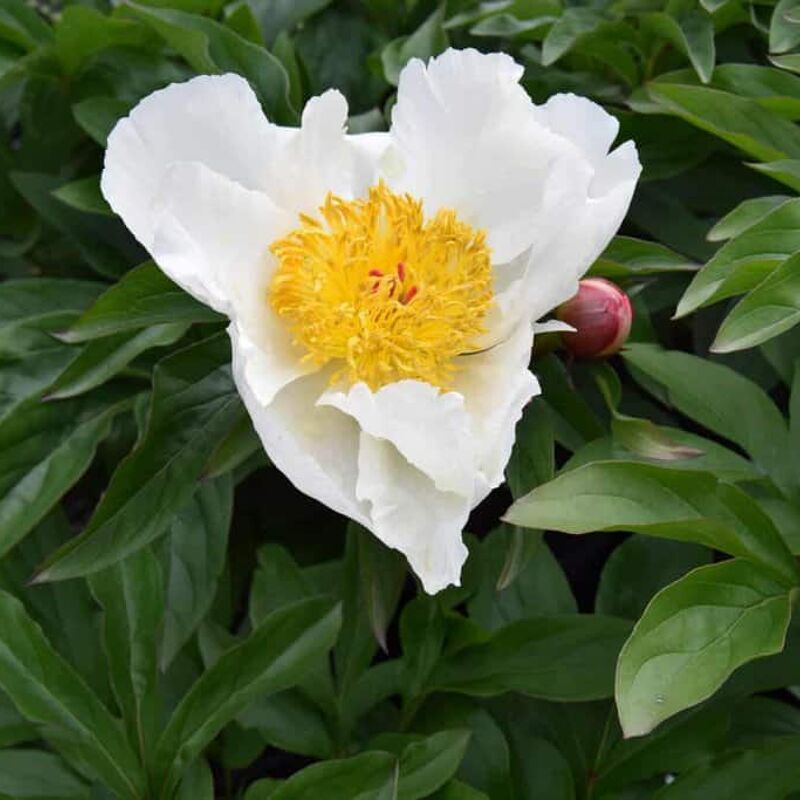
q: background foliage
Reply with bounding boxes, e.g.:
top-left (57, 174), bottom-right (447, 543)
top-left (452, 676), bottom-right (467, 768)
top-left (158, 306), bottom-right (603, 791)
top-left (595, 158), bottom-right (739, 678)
top-left (3, 0), bottom-right (800, 797)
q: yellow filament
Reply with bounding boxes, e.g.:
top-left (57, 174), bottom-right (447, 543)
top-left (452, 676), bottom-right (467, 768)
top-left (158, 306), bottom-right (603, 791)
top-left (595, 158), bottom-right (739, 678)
top-left (269, 182), bottom-right (493, 390)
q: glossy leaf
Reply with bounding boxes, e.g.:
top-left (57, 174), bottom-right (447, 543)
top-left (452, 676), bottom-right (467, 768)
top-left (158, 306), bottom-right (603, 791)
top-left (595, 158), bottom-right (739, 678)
top-left (154, 596), bottom-right (342, 796)
top-left (505, 461), bottom-right (797, 584)
top-left (33, 334), bottom-right (241, 582)
top-left (0, 749), bottom-right (88, 799)
top-left (0, 591), bottom-right (145, 799)
top-left (616, 559), bottom-right (794, 736)
top-left (61, 261), bottom-right (221, 343)
top-left (706, 195), bottom-right (790, 242)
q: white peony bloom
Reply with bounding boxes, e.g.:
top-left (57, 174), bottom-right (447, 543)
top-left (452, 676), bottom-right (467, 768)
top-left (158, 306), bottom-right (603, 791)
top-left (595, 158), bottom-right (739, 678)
top-left (102, 48), bottom-right (641, 594)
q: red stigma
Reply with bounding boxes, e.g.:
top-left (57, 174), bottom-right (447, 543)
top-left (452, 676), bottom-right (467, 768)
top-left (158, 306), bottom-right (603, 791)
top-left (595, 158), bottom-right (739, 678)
top-left (368, 269), bottom-right (384, 277)
top-left (401, 286), bottom-right (418, 304)
top-left (397, 262), bottom-right (406, 281)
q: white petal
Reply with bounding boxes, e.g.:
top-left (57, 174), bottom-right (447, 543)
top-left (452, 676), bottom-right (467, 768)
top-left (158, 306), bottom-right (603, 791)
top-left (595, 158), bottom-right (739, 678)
top-left (102, 74), bottom-right (282, 255)
top-left (319, 380), bottom-right (475, 496)
top-left (453, 322), bottom-right (540, 504)
top-left (390, 48), bottom-right (585, 264)
top-left (357, 433), bottom-right (470, 594)
top-left (151, 162), bottom-right (311, 403)
top-left (231, 324), bottom-right (371, 527)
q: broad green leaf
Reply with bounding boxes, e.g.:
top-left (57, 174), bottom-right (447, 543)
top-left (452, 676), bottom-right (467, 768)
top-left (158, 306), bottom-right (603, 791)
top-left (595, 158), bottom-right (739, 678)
top-left (247, 0), bottom-right (333, 44)
top-left (622, 345), bottom-right (789, 486)
top-left (591, 237), bottom-right (697, 278)
top-left (429, 782), bottom-right (488, 800)
top-left (645, 83), bottom-right (800, 162)
top-left (203, 406), bottom-right (263, 479)
top-left (400, 596), bottom-right (446, 705)
top-left (53, 176), bottom-right (112, 216)
top-left (770, 0), bottom-right (800, 54)
top-left (10, 172), bottom-right (142, 279)
top-left (706, 195), bottom-right (790, 242)
top-left (506, 397), bottom-right (554, 501)
top-left (712, 250), bottom-right (800, 352)
top-left (336, 524), bottom-right (406, 690)
top-left (46, 323), bottom-right (188, 400)
top-left (505, 461), bottom-right (797, 584)
top-left (564, 429), bottom-right (759, 483)
top-left (175, 759), bottom-right (214, 800)
top-left (33, 334), bottom-right (241, 582)
top-left (467, 528), bottom-right (576, 630)
top-left (399, 731), bottom-right (471, 799)
top-left (432, 615), bottom-right (631, 701)
top-left (0, 0), bottom-right (52, 50)
top-left (154, 596), bottom-right (341, 796)
top-left (642, 12), bottom-right (715, 83)
top-left (0, 389), bottom-right (132, 557)
top-left (61, 261), bottom-right (221, 343)
top-left (750, 158), bottom-right (800, 191)
top-left (595, 704), bottom-right (730, 794)
top-left (268, 752), bottom-right (396, 800)
top-left (541, 7), bottom-right (604, 66)
top-left (159, 475), bottom-right (232, 669)
top-left (616, 559), bottom-right (794, 736)
top-left (89, 548), bottom-right (164, 763)
top-left (470, 13), bottom-right (555, 38)
top-left (655, 735), bottom-right (800, 798)
top-left (595, 536), bottom-right (712, 620)
top-left (0, 591), bottom-right (145, 799)
top-left (123, 2), bottom-right (295, 123)
top-left (0, 749), bottom-right (88, 798)
top-left (72, 97), bottom-right (132, 146)
top-left (0, 691), bottom-right (35, 747)
top-left (381, 6), bottom-right (448, 86)
top-left (249, 544), bottom-right (311, 627)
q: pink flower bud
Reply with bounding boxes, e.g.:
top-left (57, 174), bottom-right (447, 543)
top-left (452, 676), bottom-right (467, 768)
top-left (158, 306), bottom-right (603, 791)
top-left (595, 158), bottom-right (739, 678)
top-left (557, 278), bottom-right (633, 358)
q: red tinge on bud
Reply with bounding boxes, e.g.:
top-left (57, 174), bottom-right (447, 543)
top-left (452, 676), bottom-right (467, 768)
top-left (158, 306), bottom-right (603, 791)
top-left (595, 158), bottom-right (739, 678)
top-left (557, 278), bottom-right (633, 359)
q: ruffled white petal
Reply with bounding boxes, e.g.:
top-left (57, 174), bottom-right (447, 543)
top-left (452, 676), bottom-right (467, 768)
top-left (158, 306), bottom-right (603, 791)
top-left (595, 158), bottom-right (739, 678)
top-left (150, 162), bottom-right (310, 403)
top-left (356, 433), bottom-right (470, 594)
top-left (319, 380), bottom-right (475, 496)
top-left (102, 74), bottom-right (282, 255)
top-left (231, 324), bottom-right (371, 527)
top-left (453, 322), bottom-right (540, 504)
top-left (390, 49), bottom-right (588, 265)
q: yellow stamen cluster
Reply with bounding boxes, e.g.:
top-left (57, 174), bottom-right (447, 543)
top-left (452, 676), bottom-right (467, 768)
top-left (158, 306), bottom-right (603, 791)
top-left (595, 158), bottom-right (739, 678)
top-left (268, 182), bottom-right (493, 391)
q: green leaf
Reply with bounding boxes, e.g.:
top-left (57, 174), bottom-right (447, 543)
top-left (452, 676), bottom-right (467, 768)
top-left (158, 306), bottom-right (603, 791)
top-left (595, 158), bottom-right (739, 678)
top-left (505, 461), bottom-right (797, 584)
top-left (0, 749), bottom-right (88, 798)
top-left (175, 759), bottom-right (214, 800)
top-left (712, 250), bottom-right (800, 352)
top-left (336, 524), bottom-right (406, 690)
top-left (61, 262), bottom-right (221, 343)
top-left (0, 691), bottom-right (36, 747)
top-left (46, 323), bottom-right (188, 400)
top-left (643, 11), bottom-right (715, 83)
top-left (397, 730), bottom-right (471, 800)
top-left (706, 195), bottom-right (790, 242)
top-left (246, 0), bottom-right (333, 44)
top-left (10, 172), bottom-right (142, 279)
top-left (159, 475), bottom-right (233, 669)
top-left (203, 406), bottom-right (263, 479)
top-left (249, 545), bottom-right (311, 627)
top-left (541, 7), bottom-right (604, 66)
top-left (595, 536), bottom-right (712, 620)
top-left (432, 615), bottom-right (631, 701)
top-left (72, 97), bottom-right (132, 147)
top-left (0, 389), bottom-right (132, 558)
top-left (645, 83), bottom-right (800, 162)
top-left (89, 547), bottom-right (164, 763)
top-left (0, 0), bottom-right (52, 51)
top-left (429, 782), bottom-right (488, 800)
top-left (381, 6), bottom-right (448, 86)
top-left (0, 591), bottom-right (145, 799)
top-left (154, 596), bottom-right (342, 796)
top-left (751, 159), bottom-right (800, 193)
top-left (33, 334), bottom-right (241, 582)
top-left (616, 559), bottom-right (795, 736)
top-left (53, 176), bottom-right (112, 216)
top-left (467, 528), bottom-right (576, 631)
top-left (770, 0), bottom-right (800, 54)
top-left (622, 345), bottom-right (789, 487)
top-left (591, 237), bottom-right (697, 278)
top-left (123, 2), bottom-right (295, 123)
top-left (268, 752), bottom-right (396, 800)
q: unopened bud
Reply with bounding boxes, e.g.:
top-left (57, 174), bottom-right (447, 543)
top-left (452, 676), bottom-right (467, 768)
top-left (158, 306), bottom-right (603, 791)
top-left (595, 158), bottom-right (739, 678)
top-left (557, 278), bottom-right (633, 358)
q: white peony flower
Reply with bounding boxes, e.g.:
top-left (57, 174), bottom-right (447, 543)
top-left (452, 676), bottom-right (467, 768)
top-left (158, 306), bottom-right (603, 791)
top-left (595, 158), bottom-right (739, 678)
top-left (102, 48), bottom-right (641, 594)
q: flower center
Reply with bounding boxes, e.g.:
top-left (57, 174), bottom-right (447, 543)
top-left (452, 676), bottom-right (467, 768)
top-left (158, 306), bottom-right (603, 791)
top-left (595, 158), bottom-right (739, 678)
top-left (268, 182), bottom-right (493, 391)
